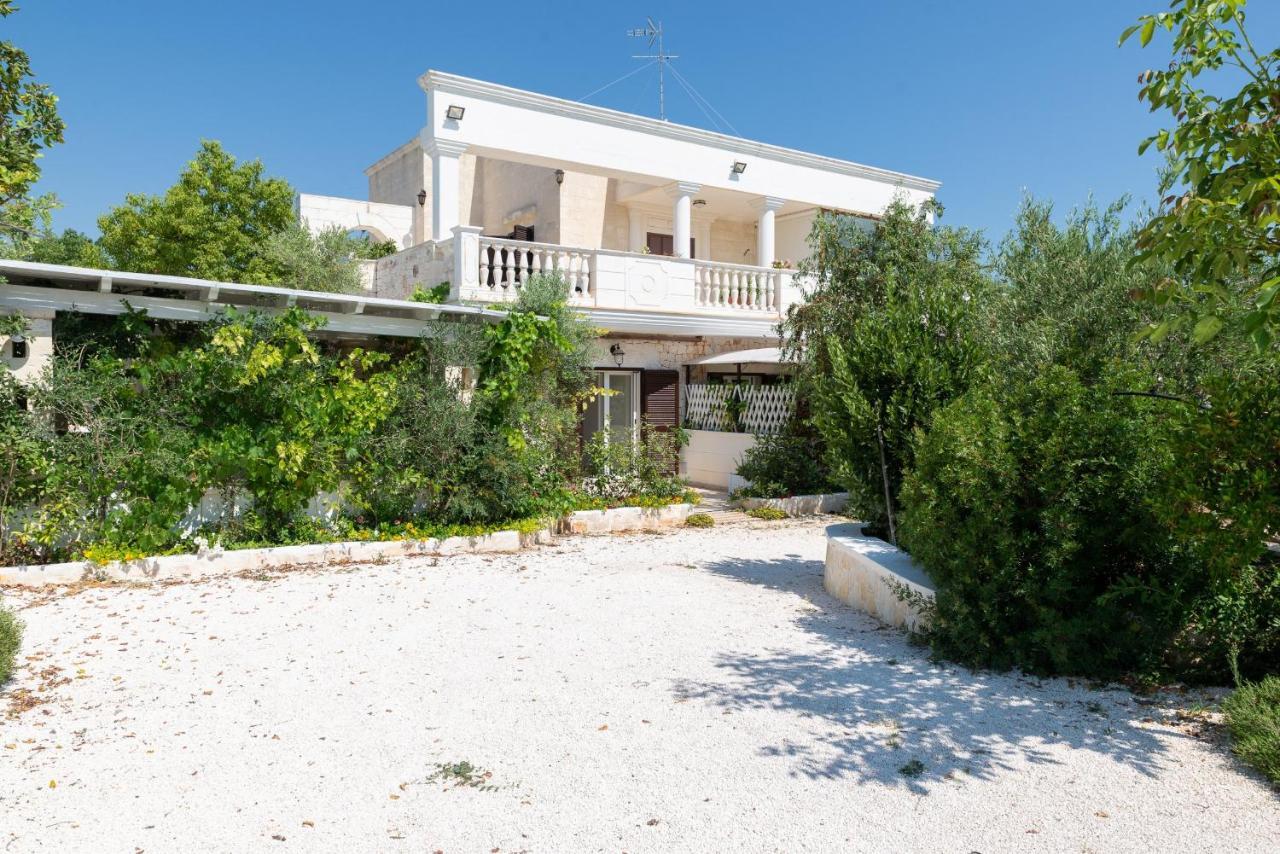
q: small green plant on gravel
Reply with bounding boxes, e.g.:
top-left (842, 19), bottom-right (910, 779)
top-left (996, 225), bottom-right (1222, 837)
top-left (685, 512), bottom-right (715, 528)
top-left (746, 506), bottom-right (788, 521)
top-left (0, 605), bottom-right (22, 684)
top-left (898, 759), bottom-right (925, 778)
top-left (1222, 677), bottom-right (1280, 786)
top-left (427, 760), bottom-right (497, 791)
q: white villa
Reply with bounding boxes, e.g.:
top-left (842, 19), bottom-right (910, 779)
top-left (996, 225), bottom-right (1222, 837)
top-left (1, 70), bottom-right (939, 489)
top-left (298, 71), bottom-right (940, 485)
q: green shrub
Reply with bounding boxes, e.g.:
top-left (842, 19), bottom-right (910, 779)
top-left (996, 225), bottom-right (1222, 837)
top-left (734, 425), bottom-right (836, 498)
top-left (785, 200), bottom-right (990, 530)
top-left (1223, 677), bottom-right (1280, 786)
top-left (0, 605), bottom-right (22, 684)
top-left (746, 506), bottom-right (788, 521)
top-left (411, 283), bottom-right (451, 303)
top-left (578, 427), bottom-right (687, 506)
top-left (899, 365), bottom-right (1191, 678)
top-left (1153, 368), bottom-right (1280, 678)
top-left (685, 513), bottom-right (715, 528)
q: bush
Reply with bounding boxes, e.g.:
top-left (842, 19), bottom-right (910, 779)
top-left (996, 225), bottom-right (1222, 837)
top-left (0, 604), bottom-right (22, 684)
top-left (899, 365), bottom-right (1191, 678)
top-left (1153, 368), bottom-right (1280, 678)
top-left (578, 427), bottom-right (687, 506)
top-left (786, 199), bottom-right (989, 529)
top-left (263, 222), bottom-right (374, 294)
top-left (1223, 677), bottom-right (1280, 786)
top-left (746, 506), bottom-right (788, 521)
top-left (685, 513), bottom-right (715, 528)
top-left (734, 424), bottom-right (836, 498)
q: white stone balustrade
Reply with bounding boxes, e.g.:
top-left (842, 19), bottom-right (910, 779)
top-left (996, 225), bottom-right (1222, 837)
top-left (434, 228), bottom-right (799, 319)
top-left (473, 235), bottom-right (595, 302)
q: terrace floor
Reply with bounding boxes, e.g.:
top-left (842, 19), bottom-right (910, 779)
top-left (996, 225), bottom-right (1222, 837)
top-left (1, 519), bottom-right (1275, 852)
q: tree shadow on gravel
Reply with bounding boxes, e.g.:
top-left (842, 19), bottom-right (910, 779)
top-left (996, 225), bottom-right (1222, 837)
top-left (677, 553), bottom-right (1188, 794)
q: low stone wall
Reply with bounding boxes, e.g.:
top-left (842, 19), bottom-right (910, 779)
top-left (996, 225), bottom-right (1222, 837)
top-left (738, 492), bottom-right (848, 516)
top-left (823, 522), bottom-right (935, 631)
top-left (0, 529), bottom-right (551, 588)
top-left (558, 503), bottom-right (693, 535)
top-left (0, 502), bottom-right (696, 587)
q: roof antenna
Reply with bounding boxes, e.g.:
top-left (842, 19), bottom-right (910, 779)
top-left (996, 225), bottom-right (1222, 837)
top-left (628, 17), bottom-right (677, 121)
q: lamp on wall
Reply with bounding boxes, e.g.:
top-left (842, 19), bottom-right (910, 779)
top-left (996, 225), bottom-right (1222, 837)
top-left (731, 160), bottom-right (747, 175)
top-left (609, 343), bottom-right (626, 367)
top-left (417, 189), bottom-right (427, 207)
top-left (554, 169), bottom-right (565, 186)
top-left (10, 333), bottom-right (26, 360)
top-left (445, 104), bottom-right (466, 121)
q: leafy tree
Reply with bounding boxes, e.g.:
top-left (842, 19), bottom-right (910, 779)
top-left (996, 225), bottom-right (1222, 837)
top-left (785, 200), bottom-right (989, 535)
top-left (264, 222), bottom-right (373, 294)
top-left (1121, 0), bottom-right (1280, 349)
top-left (0, 0), bottom-right (64, 237)
top-left (97, 140), bottom-right (295, 283)
top-left (0, 227), bottom-right (104, 267)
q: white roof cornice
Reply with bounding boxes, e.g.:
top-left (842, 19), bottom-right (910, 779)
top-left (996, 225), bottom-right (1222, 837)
top-left (418, 70), bottom-right (941, 193)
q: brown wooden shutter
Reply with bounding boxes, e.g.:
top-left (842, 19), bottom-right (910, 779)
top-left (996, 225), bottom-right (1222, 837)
top-left (641, 369), bottom-right (680, 474)
top-left (641, 369), bottom-right (680, 429)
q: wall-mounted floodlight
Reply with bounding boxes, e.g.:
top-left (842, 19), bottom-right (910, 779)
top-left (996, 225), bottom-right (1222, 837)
top-left (731, 161), bottom-right (747, 174)
top-left (446, 104), bottom-right (466, 121)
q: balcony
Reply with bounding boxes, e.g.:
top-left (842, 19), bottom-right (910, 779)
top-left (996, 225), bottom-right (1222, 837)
top-left (451, 229), bottom-right (802, 322)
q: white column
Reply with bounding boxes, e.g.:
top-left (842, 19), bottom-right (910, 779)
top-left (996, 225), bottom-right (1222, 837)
top-left (426, 138), bottom-right (468, 242)
top-left (754, 196), bottom-right (785, 268)
top-left (666, 181), bottom-right (701, 259)
top-left (626, 206), bottom-right (645, 253)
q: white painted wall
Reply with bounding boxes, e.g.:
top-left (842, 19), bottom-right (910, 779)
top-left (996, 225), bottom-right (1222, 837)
top-left (682, 429), bottom-right (758, 490)
top-left (421, 71), bottom-right (938, 217)
top-left (297, 193), bottom-right (415, 249)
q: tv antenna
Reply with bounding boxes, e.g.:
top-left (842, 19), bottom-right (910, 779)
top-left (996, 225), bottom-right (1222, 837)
top-left (628, 17), bottom-right (677, 121)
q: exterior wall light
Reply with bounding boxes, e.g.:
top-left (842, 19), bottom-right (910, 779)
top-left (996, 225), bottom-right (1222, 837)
top-left (417, 189), bottom-right (427, 206)
top-left (10, 333), bottom-right (27, 360)
top-left (555, 169), bottom-right (565, 185)
top-left (731, 161), bottom-right (747, 174)
top-left (609, 343), bottom-right (626, 367)
top-left (446, 104), bottom-right (466, 121)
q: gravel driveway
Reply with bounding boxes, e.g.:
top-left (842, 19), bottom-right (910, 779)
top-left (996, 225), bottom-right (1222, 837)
top-left (2, 519), bottom-right (1276, 852)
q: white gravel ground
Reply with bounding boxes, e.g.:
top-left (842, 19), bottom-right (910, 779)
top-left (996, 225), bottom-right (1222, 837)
top-left (1, 518), bottom-right (1276, 853)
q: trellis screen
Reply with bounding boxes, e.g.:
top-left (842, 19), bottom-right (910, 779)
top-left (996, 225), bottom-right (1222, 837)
top-left (683, 383), bottom-right (795, 434)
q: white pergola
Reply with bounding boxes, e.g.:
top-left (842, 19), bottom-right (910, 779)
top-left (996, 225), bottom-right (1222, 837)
top-left (0, 259), bottom-right (510, 340)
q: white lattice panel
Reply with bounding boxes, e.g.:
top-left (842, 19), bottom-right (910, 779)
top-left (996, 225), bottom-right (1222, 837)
top-left (683, 383), bottom-right (795, 434)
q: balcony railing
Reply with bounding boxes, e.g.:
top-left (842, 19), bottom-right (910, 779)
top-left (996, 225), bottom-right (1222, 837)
top-left (448, 227), bottom-right (799, 320)
top-left (477, 235), bottom-right (594, 299)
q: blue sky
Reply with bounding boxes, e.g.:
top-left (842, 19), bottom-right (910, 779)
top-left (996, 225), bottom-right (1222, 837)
top-left (10, 1), bottom-right (1280, 244)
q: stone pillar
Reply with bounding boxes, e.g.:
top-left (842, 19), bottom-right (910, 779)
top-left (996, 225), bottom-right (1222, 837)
top-left (426, 138), bottom-right (468, 242)
top-left (627, 206), bottom-right (645, 253)
top-left (451, 224), bottom-right (484, 300)
top-left (754, 196), bottom-right (785, 269)
top-left (2, 308), bottom-right (55, 385)
top-left (666, 181), bottom-right (701, 259)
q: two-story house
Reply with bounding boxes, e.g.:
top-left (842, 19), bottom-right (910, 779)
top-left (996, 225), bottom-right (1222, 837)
top-left (299, 71), bottom-right (940, 487)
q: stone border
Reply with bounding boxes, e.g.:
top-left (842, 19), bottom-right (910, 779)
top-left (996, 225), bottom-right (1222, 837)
top-left (823, 522), bottom-right (935, 631)
top-left (558, 503), bottom-right (693, 535)
top-left (0, 502), bottom-right (697, 588)
top-left (737, 492), bottom-right (848, 516)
